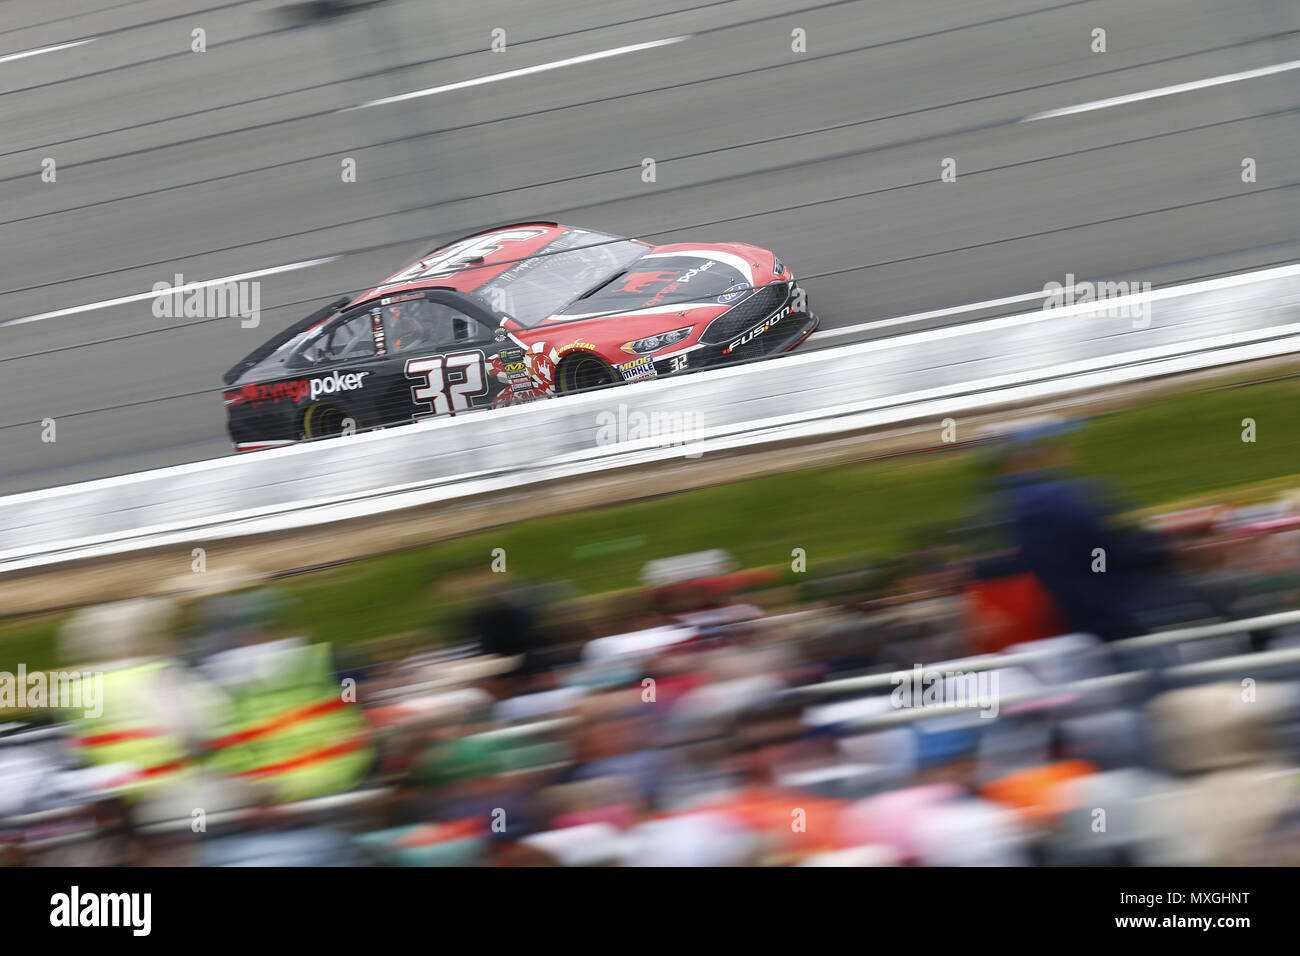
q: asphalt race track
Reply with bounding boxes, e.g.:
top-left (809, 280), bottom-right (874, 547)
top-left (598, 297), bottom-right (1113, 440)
top-left (0, 0), bottom-right (1297, 494)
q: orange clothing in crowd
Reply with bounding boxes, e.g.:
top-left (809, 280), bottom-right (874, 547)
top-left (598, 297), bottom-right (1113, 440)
top-left (981, 760), bottom-right (1098, 825)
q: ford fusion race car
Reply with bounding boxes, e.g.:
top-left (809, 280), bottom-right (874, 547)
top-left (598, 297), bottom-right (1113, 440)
top-left (222, 222), bottom-right (817, 449)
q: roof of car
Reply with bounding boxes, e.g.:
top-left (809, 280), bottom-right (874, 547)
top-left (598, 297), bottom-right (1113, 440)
top-left (347, 222), bottom-right (595, 308)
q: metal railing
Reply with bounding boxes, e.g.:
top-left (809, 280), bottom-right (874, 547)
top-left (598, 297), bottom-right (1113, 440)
top-left (1, 264), bottom-right (1297, 572)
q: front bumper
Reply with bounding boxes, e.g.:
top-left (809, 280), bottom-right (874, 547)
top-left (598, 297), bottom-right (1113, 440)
top-left (651, 279), bottom-right (818, 375)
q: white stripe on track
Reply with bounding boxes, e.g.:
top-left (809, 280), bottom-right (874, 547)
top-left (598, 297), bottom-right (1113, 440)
top-left (1022, 58), bottom-right (1300, 122)
top-left (0, 38), bottom-right (96, 65)
top-left (341, 36), bottom-right (692, 111)
top-left (2, 258), bottom-right (338, 328)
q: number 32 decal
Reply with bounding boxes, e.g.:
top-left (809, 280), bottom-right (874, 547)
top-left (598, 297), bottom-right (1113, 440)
top-left (405, 351), bottom-right (487, 420)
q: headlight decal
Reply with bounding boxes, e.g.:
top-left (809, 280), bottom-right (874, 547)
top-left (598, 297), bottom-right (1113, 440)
top-left (620, 326), bottom-right (694, 355)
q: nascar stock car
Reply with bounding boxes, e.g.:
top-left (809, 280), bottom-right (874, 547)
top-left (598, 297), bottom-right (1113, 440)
top-left (222, 222), bottom-right (818, 450)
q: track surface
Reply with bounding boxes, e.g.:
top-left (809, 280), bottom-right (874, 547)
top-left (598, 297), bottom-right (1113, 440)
top-left (1, 0), bottom-right (1297, 494)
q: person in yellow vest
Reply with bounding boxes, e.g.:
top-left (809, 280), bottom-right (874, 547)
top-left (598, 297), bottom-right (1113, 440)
top-left (58, 597), bottom-right (222, 822)
top-left (200, 635), bottom-right (375, 804)
top-left (165, 565), bottom-right (375, 806)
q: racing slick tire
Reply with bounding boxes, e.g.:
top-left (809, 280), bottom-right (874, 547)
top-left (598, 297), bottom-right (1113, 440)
top-left (556, 353), bottom-right (621, 395)
top-left (301, 402), bottom-right (359, 440)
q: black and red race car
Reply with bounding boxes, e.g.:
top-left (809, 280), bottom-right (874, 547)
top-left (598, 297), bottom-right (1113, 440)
top-left (222, 222), bottom-right (817, 450)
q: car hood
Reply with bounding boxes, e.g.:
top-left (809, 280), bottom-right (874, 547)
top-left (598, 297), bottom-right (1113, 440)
top-left (548, 250), bottom-right (756, 322)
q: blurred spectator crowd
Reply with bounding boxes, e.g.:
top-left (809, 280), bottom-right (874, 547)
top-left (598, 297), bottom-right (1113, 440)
top-left (4, 464), bottom-right (1300, 866)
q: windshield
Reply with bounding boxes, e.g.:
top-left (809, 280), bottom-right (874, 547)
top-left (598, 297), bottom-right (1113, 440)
top-left (471, 228), bottom-right (648, 326)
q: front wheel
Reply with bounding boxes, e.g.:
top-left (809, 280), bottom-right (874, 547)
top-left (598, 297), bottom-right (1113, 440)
top-left (555, 353), bottom-right (621, 395)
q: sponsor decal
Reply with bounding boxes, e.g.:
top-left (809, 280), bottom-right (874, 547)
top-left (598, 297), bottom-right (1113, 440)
top-left (503, 361), bottom-right (526, 374)
top-left (717, 282), bottom-right (751, 304)
top-left (618, 260), bottom-right (716, 309)
top-left (489, 339), bottom-right (557, 404)
top-left (380, 292), bottom-right (425, 305)
top-left (493, 327), bottom-right (508, 342)
top-left (724, 305), bottom-right (792, 354)
top-left (309, 370), bottom-right (370, 401)
top-left (228, 379), bottom-right (312, 408)
top-left (559, 340), bottom-right (596, 353)
top-left (675, 262), bottom-right (714, 283)
top-left (615, 355), bottom-right (658, 382)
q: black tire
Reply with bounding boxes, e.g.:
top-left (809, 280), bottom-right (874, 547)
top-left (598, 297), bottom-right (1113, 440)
top-left (556, 353), bottom-right (621, 395)
top-left (301, 403), bottom-right (358, 440)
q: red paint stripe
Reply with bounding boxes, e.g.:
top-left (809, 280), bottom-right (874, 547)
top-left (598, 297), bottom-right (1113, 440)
top-left (104, 759), bottom-right (193, 790)
top-left (75, 729), bottom-right (163, 747)
top-left (138, 759), bottom-right (192, 778)
top-left (234, 735), bottom-right (370, 780)
top-left (207, 697), bottom-right (351, 751)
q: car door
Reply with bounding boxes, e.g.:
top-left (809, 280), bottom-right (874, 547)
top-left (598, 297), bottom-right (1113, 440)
top-left (285, 305), bottom-right (383, 438)
top-left (368, 290), bottom-right (509, 425)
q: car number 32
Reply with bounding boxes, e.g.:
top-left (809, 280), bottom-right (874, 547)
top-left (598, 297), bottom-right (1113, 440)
top-left (405, 351), bottom-right (488, 420)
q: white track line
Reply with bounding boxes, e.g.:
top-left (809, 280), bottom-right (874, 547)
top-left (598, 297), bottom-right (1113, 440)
top-left (0, 38), bottom-right (95, 65)
top-left (341, 35), bottom-right (692, 111)
top-left (1, 258), bottom-right (338, 328)
top-left (1022, 58), bottom-right (1300, 122)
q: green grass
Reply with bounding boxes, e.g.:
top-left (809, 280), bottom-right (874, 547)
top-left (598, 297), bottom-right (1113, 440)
top-left (4, 371), bottom-right (1298, 670)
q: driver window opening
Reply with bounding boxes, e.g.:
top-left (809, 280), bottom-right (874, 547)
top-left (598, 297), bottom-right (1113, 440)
top-left (385, 299), bottom-right (487, 352)
top-left (298, 312), bottom-right (376, 365)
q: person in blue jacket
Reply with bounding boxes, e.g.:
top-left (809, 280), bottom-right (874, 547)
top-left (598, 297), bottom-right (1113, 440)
top-left (992, 422), bottom-right (1150, 642)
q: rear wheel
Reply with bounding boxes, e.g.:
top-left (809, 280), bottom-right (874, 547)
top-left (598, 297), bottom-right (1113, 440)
top-left (302, 403), bottom-right (357, 440)
top-left (556, 353), bottom-right (620, 395)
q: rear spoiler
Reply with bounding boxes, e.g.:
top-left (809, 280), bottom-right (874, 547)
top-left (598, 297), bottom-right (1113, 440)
top-left (222, 296), bottom-right (352, 385)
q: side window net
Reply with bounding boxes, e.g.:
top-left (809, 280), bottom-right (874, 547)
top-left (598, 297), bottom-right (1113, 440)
top-left (386, 299), bottom-right (490, 352)
top-left (299, 313), bottom-right (376, 364)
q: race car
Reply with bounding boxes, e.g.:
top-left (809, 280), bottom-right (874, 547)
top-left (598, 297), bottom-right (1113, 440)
top-left (222, 222), bottom-right (818, 450)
